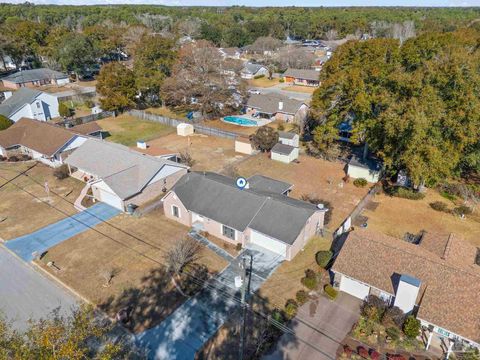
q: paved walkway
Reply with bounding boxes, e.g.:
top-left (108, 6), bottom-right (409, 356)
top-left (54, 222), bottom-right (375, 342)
top-left (0, 247), bottom-right (78, 331)
top-left (188, 229), bottom-right (235, 262)
top-left (135, 245), bottom-right (284, 360)
top-left (5, 203), bottom-right (120, 261)
top-left (264, 292), bottom-right (361, 360)
top-left (73, 182), bottom-right (91, 212)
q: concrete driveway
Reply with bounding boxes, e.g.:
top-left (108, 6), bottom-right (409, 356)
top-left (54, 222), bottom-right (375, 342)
top-left (5, 202), bottom-right (120, 261)
top-left (0, 247), bottom-right (78, 331)
top-left (264, 292), bottom-right (361, 360)
top-left (136, 244), bottom-right (284, 360)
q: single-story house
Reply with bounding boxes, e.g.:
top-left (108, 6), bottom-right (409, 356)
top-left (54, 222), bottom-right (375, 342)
top-left (246, 93), bottom-right (309, 124)
top-left (0, 118), bottom-right (89, 167)
top-left (241, 63), bottom-right (269, 79)
top-left (0, 88), bottom-right (59, 122)
top-left (279, 131), bottom-right (299, 148)
top-left (1, 68), bottom-right (70, 89)
top-left (332, 230), bottom-right (480, 352)
top-left (283, 68), bottom-right (320, 87)
top-left (347, 155), bottom-right (382, 183)
top-left (65, 139), bottom-right (189, 211)
top-left (219, 47), bottom-right (242, 59)
top-left (163, 172), bottom-right (326, 260)
top-left (246, 174), bottom-right (292, 195)
top-left (271, 143), bottom-right (299, 164)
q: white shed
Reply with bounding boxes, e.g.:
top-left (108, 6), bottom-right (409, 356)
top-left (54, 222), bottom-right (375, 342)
top-left (278, 131), bottom-right (299, 148)
top-left (347, 155), bottom-right (382, 183)
top-left (271, 143), bottom-right (299, 164)
top-left (177, 123), bottom-right (194, 137)
top-left (235, 136), bottom-right (254, 155)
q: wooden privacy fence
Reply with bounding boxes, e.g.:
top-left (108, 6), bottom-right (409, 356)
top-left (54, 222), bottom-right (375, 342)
top-left (128, 109), bottom-right (240, 140)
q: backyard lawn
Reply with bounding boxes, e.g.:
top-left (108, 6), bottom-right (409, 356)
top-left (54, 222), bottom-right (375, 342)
top-left (247, 77), bottom-right (280, 88)
top-left (37, 209), bottom-right (228, 333)
top-left (362, 189), bottom-right (480, 247)
top-left (282, 85), bottom-right (317, 94)
top-left (0, 162), bottom-right (83, 240)
top-left (97, 114), bottom-right (175, 146)
top-left (237, 153), bottom-right (369, 230)
top-left (145, 107), bottom-right (188, 120)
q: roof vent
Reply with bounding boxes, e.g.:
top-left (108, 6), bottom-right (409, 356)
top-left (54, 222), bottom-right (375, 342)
top-left (278, 101), bottom-right (284, 110)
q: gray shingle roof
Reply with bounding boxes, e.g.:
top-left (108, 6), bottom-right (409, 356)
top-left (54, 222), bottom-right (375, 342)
top-left (271, 143), bottom-right (295, 156)
top-left (283, 68), bottom-right (320, 82)
top-left (242, 63), bottom-right (266, 75)
top-left (2, 68), bottom-right (68, 84)
top-left (278, 131), bottom-right (297, 140)
top-left (247, 174), bottom-right (292, 194)
top-left (349, 154), bottom-right (382, 171)
top-left (65, 139), bottom-right (188, 200)
top-left (246, 93), bottom-right (306, 115)
top-left (171, 172), bottom-right (318, 245)
top-left (0, 88), bottom-right (41, 118)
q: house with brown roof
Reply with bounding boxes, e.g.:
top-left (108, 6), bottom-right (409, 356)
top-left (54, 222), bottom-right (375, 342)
top-left (331, 230), bottom-right (480, 352)
top-left (283, 68), bottom-right (320, 87)
top-left (0, 118), bottom-right (91, 167)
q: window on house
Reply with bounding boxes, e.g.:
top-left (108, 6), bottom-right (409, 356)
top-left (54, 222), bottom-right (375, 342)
top-left (222, 225), bottom-right (235, 240)
top-left (172, 205), bottom-right (179, 218)
top-left (36, 102), bottom-right (41, 109)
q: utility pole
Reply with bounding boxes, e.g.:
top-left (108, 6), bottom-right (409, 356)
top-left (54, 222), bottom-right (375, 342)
top-left (238, 255), bottom-right (252, 360)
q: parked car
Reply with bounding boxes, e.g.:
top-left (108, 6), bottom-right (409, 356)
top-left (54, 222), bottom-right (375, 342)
top-left (248, 89), bottom-right (261, 95)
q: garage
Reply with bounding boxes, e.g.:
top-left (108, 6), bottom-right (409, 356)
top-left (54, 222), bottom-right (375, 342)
top-left (96, 187), bottom-right (124, 211)
top-left (250, 230), bottom-right (287, 257)
top-left (339, 275), bottom-right (371, 300)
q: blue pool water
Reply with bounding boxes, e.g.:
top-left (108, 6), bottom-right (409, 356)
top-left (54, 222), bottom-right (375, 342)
top-left (222, 116), bottom-right (259, 127)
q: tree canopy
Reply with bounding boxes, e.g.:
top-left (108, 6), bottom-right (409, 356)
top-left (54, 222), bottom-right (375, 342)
top-left (310, 29), bottom-right (480, 185)
top-left (97, 62), bottom-right (137, 112)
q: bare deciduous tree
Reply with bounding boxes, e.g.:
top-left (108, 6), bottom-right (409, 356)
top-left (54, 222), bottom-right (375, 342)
top-left (459, 184), bottom-right (479, 212)
top-left (176, 17), bottom-right (202, 37)
top-left (325, 29), bottom-right (339, 41)
top-left (100, 267), bottom-right (120, 287)
top-left (392, 21), bottom-right (416, 44)
top-left (248, 36), bottom-right (282, 55)
top-left (276, 46), bottom-right (315, 70)
top-left (164, 237), bottom-right (202, 275)
top-left (179, 150), bottom-right (195, 167)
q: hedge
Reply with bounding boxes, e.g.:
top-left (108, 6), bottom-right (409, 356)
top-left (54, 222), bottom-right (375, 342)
top-left (315, 250), bottom-right (333, 268)
top-left (324, 284), bottom-right (338, 300)
top-left (253, 74), bottom-right (265, 79)
top-left (353, 178), bottom-right (368, 188)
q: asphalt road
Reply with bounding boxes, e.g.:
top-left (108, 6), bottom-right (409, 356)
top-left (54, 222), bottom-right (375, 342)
top-left (0, 247), bottom-right (78, 331)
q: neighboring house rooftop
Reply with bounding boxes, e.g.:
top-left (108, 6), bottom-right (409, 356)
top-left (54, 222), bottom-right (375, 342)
top-left (247, 174), bottom-right (292, 194)
top-left (283, 68), bottom-right (320, 82)
top-left (332, 231), bottom-right (480, 344)
top-left (65, 139), bottom-right (188, 200)
top-left (171, 172), bottom-right (318, 245)
top-left (278, 131), bottom-right (297, 140)
top-left (246, 93), bottom-right (306, 115)
top-left (220, 47), bottom-right (240, 56)
top-left (70, 122), bottom-right (103, 136)
top-left (0, 88), bottom-right (42, 119)
top-left (271, 143), bottom-right (296, 156)
top-left (1, 68), bottom-right (68, 84)
top-left (242, 63), bottom-right (266, 75)
top-left (0, 117), bottom-right (79, 156)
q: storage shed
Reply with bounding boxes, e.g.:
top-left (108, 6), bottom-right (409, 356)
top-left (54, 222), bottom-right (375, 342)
top-left (177, 123), bottom-right (194, 136)
top-left (235, 136), bottom-right (254, 155)
top-left (347, 155), bottom-right (382, 183)
top-left (278, 131), bottom-right (299, 148)
top-left (271, 143), bottom-right (299, 164)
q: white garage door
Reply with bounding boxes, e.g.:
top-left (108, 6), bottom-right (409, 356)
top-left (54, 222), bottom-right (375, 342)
top-left (98, 189), bottom-right (124, 211)
top-left (250, 230), bottom-right (287, 258)
top-left (339, 275), bottom-right (370, 300)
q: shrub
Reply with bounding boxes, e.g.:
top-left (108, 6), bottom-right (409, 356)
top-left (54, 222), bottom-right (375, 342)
top-left (429, 201), bottom-right (448, 212)
top-left (277, 123), bottom-right (285, 131)
top-left (353, 178), bottom-right (368, 188)
top-left (279, 78), bottom-right (285, 83)
top-left (18, 154), bottom-right (31, 161)
top-left (295, 290), bottom-right (308, 305)
top-left (271, 309), bottom-right (285, 325)
top-left (439, 190), bottom-right (456, 201)
top-left (386, 326), bottom-right (401, 341)
top-left (253, 74), bottom-right (265, 79)
top-left (385, 186), bottom-right (425, 200)
top-left (301, 276), bottom-right (317, 290)
top-left (382, 306), bottom-right (405, 328)
top-left (0, 114), bottom-right (13, 130)
top-left (53, 164), bottom-right (70, 180)
top-left (84, 99), bottom-right (95, 108)
top-left (323, 284), bottom-right (338, 300)
top-left (8, 155), bottom-right (19, 162)
top-left (235, 243), bottom-right (242, 251)
top-left (361, 295), bottom-right (387, 322)
top-left (315, 250), bottom-right (333, 268)
top-left (357, 346), bottom-right (369, 358)
top-left (454, 205), bottom-right (473, 216)
top-left (250, 126), bottom-right (279, 152)
top-left (284, 299), bottom-right (298, 319)
top-left (370, 350), bottom-right (381, 360)
top-left (403, 315), bottom-right (421, 339)
top-left (59, 102), bottom-right (74, 117)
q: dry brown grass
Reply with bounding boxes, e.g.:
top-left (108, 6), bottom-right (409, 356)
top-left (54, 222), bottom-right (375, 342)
top-left (204, 118), bottom-right (256, 136)
top-left (0, 162), bottom-right (84, 240)
top-left (37, 209), bottom-right (228, 332)
top-left (237, 153), bottom-right (369, 230)
top-left (146, 132), bottom-right (243, 172)
top-left (363, 190), bottom-right (480, 247)
top-left (247, 77), bottom-right (280, 88)
top-left (258, 235), bottom-right (331, 310)
top-left (145, 107), bottom-right (187, 120)
top-left (281, 85), bottom-right (317, 94)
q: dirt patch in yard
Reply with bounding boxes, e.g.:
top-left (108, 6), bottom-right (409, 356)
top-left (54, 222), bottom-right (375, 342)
top-left (237, 153), bottom-right (369, 230)
top-left (0, 162), bottom-right (84, 240)
top-left (362, 190), bottom-right (480, 247)
top-left (144, 132), bottom-right (242, 172)
top-left (37, 210), bottom-right (228, 333)
top-left (203, 119), bottom-right (256, 136)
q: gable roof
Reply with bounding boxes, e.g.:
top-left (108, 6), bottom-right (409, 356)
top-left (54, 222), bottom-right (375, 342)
top-left (170, 172), bottom-right (318, 245)
top-left (271, 143), bottom-right (295, 156)
top-left (0, 118), bottom-right (80, 156)
top-left (1, 68), bottom-right (68, 84)
top-left (332, 230), bottom-right (480, 343)
top-left (283, 68), bottom-right (320, 82)
top-left (242, 63), bottom-right (266, 75)
top-left (65, 139), bottom-right (188, 200)
top-left (246, 93), bottom-right (306, 115)
top-left (70, 122), bottom-right (103, 136)
top-left (247, 174), bottom-right (292, 194)
top-left (0, 88), bottom-right (41, 118)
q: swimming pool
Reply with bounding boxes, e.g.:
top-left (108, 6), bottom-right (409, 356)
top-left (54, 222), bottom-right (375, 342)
top-left (222, 116), bottom-right (259, 127)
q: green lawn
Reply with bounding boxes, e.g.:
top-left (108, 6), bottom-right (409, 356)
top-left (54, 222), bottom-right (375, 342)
top-left (97, 114), bottom-right (175, 146)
